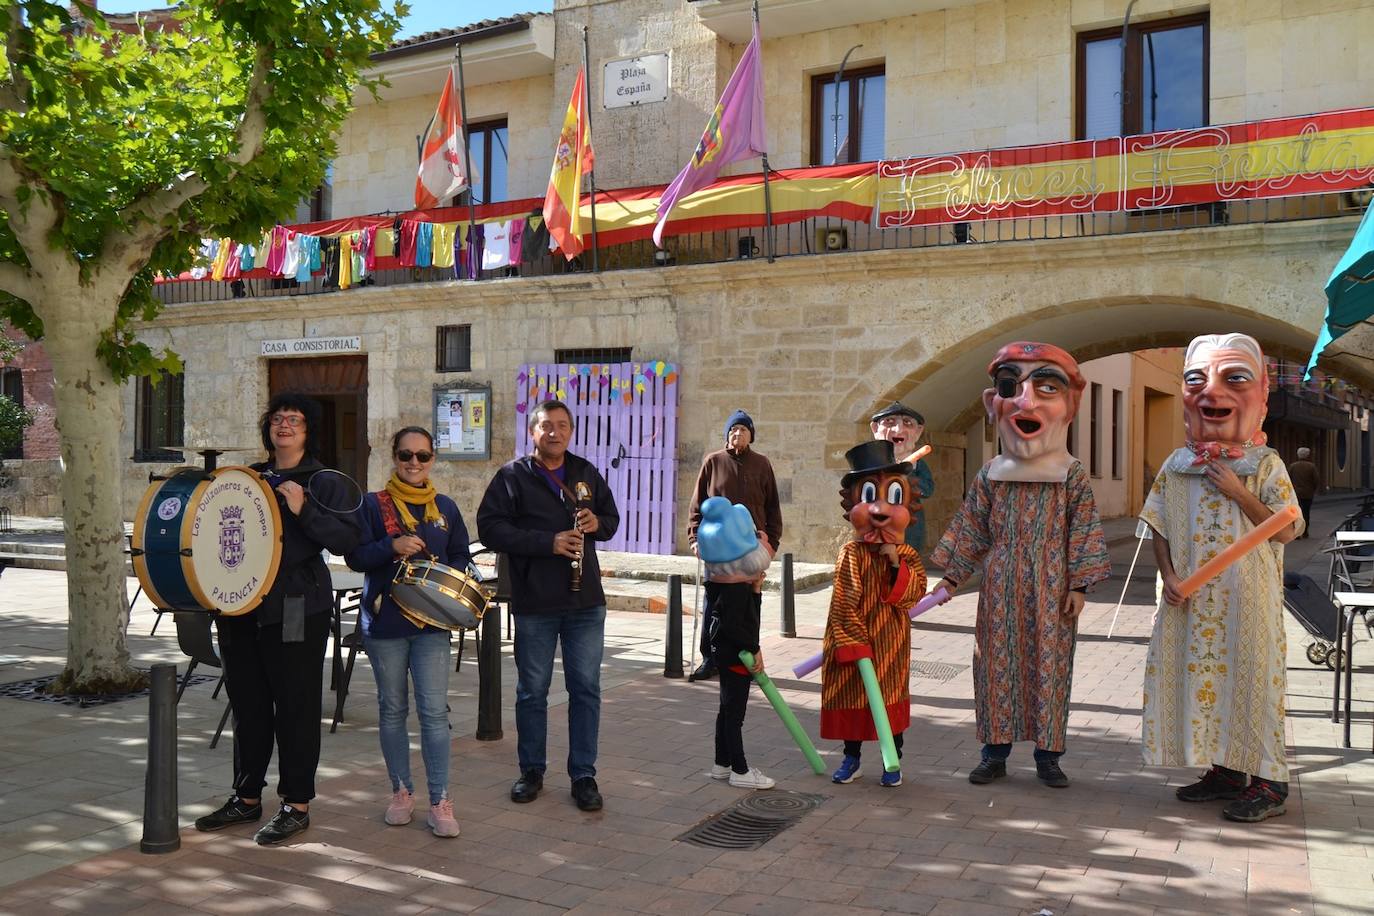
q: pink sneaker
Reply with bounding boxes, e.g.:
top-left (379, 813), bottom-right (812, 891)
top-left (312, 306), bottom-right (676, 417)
top-left (384, 788), bottom-right (413, 826)
top-left (428, 796), bottom-right (460, 838)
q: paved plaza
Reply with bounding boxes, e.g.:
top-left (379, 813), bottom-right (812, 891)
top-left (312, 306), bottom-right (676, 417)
top-left (0, 496), bottom-right (1371, 915)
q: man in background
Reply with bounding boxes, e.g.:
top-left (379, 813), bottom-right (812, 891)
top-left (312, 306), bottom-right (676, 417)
top-left (1287, 447), bottom-right (1321, 539)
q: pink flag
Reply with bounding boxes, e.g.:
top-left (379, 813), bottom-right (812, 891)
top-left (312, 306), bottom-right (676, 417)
top-left (653, 25), bottom-right (766, 247)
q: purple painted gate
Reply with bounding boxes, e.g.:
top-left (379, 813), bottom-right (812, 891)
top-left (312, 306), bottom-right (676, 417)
top-left (515, 361), bottom-right (680, 554)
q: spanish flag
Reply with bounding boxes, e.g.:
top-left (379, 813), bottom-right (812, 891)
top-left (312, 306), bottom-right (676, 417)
top-left (542, 67), bottom-right (595, 260)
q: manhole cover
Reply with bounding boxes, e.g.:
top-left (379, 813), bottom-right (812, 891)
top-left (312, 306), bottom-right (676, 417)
top-left (0, 671), bottom-right (217, 708)
top-left (911, 660), bottom-right (967, 681)
top-left (676, 790), bottom-right (827, 850)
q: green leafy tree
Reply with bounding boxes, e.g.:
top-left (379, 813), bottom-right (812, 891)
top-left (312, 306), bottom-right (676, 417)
top-left (0, 0), bottom-right (403, 692)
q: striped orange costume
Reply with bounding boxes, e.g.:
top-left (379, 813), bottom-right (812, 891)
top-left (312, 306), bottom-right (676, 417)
top-left (820, 541), bottom-right (927, 740)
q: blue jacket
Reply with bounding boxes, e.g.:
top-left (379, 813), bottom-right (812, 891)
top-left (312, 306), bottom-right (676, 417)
top-left (345, 492), bottom-right (472, 639)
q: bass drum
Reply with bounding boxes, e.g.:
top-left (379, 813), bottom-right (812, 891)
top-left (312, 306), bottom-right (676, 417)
top-left (391, 557), bottom-right (491, 631)
top-left (132, 466), bottom-right (283, 614)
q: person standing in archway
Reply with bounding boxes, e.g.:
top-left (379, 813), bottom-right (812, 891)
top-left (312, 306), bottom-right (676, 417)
top-left (686, 409), bottom-right (782, 681)
top-left (932, 342), bottom-right (1110, 790)
top-left (869, 402), bottom-right (935, 552)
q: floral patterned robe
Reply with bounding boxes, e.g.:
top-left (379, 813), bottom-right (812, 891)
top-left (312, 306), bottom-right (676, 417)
top-left (931, 461), bottom-right (1110, 751)
top-left (1139, 448), bottom-right (1298, 781)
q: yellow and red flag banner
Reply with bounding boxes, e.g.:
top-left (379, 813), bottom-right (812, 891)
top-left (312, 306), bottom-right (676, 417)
top-left (543, 67), bottom-right (596, 260)
top-left (415, 67), bottom-right (469, 210)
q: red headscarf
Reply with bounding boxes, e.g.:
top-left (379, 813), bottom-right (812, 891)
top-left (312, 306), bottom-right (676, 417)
top-left (987, 341), bottom-right (1087, 414)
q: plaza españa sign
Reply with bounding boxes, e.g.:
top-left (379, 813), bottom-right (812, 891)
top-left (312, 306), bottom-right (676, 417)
top-left (603, 53), bottom-right (669, 109)
top-left (260, 336), bottom-right (363, 357)
top-left (876, 107), bottom-right (1374, 227)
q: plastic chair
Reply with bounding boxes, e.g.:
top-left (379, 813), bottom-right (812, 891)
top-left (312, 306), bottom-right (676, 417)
top-left (172, 611), bottom-right (232, 749)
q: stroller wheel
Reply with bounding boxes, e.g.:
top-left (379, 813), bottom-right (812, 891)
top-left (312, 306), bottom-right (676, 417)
top-left (1306, 642), bottom-right (1328, 665)
top-left (1325, 646), bottom-right (1348, 672)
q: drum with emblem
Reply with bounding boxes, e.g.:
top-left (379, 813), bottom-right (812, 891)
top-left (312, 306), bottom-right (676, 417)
top-left (132, 466), bottom-right (283, 614)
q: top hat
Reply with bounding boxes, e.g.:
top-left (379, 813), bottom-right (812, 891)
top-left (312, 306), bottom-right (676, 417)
top-left (841, 440), bottom-right (913, 488)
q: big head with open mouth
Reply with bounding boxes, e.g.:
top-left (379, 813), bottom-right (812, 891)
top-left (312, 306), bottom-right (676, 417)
top-left (982, 341), bottom-right (1085, 467)
top-left (1181, 333), bottom-right (1268, 449)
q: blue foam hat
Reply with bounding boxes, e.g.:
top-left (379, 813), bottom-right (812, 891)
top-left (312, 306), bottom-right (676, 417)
top-left (697, 496), bottom-right (759, 563)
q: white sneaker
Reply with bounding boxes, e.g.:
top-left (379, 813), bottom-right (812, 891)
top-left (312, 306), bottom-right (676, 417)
top-left (709, 764), bottom-right (731, 781)
top-left (384, 788), bottom-right (413, 825)
top-left (728, 767), bottom-right (776, 790)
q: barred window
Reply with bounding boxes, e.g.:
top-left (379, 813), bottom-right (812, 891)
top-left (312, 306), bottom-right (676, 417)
top-left (436, 325), bottom-right (472, 372)
top-left (135, 371), bottom-right (184, 462)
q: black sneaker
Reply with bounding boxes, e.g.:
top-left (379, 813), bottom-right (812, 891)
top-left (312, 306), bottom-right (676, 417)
top-left (968, 758), bottom-right (1007, 784)
top-left (194, 795), bottom-right (262, 832)
top-left (1222, 782), bottom-right (1286, 823)
top-left (689, 661), bottom-right (717, 681)
top-left (253, 805), bottom-right (310, 846)
top-left (510, 769), bottom-right (543, 804)
top-left (1036, 758), bottom-right (1070, 788)
top-left (571, 777), bottom-right (603, 812)
top-left (1176, 766), bottom-right (1246, 802)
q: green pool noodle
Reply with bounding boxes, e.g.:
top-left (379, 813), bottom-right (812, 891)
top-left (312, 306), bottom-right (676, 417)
top-left (856, 657), bottom-right (900, 772)
top-left (738, 650), bottom-right (826, 775)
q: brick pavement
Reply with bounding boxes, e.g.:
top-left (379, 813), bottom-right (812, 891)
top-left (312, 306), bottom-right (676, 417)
top-left (0, 496), bottom-right (1371, 914)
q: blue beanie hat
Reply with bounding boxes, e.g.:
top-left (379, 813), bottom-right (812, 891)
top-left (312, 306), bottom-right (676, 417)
top-left (723, 409), bottom-right (755, 444)
top-left (697, 496), bottom-right (760, 563)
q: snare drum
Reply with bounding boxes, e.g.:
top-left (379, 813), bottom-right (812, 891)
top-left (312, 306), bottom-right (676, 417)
top-left (391, 557), bottom-right (491, 631)
top-left (132, 466), bottom-right (283, 614)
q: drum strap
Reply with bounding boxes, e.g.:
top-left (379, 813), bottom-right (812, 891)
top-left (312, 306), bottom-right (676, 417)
top-left (376, 492), bottom-right (407, 538)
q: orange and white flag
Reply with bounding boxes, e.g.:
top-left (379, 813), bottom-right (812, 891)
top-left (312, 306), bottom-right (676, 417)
top-left (415, 67), bottom-right (468, 209)
top-left (542, 67), bottom-right (595, 259)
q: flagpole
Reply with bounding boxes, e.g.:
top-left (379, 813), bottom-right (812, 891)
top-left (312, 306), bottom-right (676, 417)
top-left (753, 0), bottom-right (775, 263)
top-left (582, 26), bottom-right (600, 273)
top-left (454, 46), bottom-right (479, 280)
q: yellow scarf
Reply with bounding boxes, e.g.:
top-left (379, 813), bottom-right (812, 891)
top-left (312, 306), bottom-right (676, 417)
top-left (383, 473), bottom-right (443, 531)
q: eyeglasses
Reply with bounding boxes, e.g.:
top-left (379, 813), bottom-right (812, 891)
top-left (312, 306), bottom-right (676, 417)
top-left (396, 450), bottom-right (434, 463)
top-left (269, 415), bottom-right (304, 428)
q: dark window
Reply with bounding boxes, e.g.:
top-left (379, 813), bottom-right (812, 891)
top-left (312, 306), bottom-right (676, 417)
top-left (1111, 389), bottom-right (1123, 479)
top-left (436, 324), bottom-right (472, 373)
top-left (464, 119), bottom-right (509, 205)
top-left (134, 371), bottom-right (184, 462)
top-left (1089, 383), bottom-right (1102, 477)
top-left (810, 65), bottom-right (885, 165)
top-left (1077, 14), bottom-right (1208, 139)
top-left (555, 347), bottom-right (632, 364)
top-left (1, 367), bottom-right (22, 460)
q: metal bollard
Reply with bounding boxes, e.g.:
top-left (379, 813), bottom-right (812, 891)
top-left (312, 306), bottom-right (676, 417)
top-left (141, 663), bottom-right (180, 854)
top-left (476, 605), bottom-right (503, 741)
top-left (780, 552), bottom-right (796, 638)
top-left (664, 574), bottom-right (685, 678)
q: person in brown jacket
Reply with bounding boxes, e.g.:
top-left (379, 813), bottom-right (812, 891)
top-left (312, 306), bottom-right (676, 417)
top-left (687, 409), bottom-right (783, 679)
top-left (1287, 447), bottom-right (1321, 538)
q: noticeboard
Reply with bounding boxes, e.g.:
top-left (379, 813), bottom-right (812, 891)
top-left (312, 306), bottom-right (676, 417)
top-left (432, 383), bottom-right (491, 461)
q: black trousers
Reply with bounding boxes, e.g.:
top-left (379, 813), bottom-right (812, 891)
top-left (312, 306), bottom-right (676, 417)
top-left (701, 584), bottom-right (761, 663)
top-left (1298, 497), bottom-right (1314, 537)
top-left (217, 611), bottom-right (331, 804)
top-left (843, 733), bottom-right (905, 760)
top-left (714, 665), bottom-right (753, 773)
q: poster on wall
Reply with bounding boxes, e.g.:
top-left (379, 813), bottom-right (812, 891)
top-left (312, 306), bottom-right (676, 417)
top-left (432, 383), bottom-right (491, 460)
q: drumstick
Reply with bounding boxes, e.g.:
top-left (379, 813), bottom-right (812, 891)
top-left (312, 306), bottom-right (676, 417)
top-left (792, 586), bottom-right (951, 678)
top-left (1176, 505), bottom-right (1299, 600)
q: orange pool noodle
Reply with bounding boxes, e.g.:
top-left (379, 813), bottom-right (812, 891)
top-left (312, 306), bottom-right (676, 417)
top-left (903, 444), bottom-right (932, 464)
top-left (1176, 504), bottom-right (1300, 599)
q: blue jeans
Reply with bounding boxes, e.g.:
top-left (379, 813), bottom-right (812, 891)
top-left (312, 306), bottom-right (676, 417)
top-left (364, 629), bottom-right (452, 805)
top-left (984, 743), bottom-right (1061, 764)
top-left (513, 606), bottom-right (606, 781)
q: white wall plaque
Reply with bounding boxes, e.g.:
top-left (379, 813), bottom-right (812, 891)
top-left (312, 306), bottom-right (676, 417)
top-left (260, 336), bottom-right (363, 358)
top-left (603, 53), bottom-right (669, 109)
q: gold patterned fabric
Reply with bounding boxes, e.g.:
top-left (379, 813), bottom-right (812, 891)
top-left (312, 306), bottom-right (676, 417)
top-left (1139, 448), bottom-right (1299, 781)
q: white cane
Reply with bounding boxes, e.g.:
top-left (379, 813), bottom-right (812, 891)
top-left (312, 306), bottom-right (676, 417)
top-left (688, 556), bottom-right (703, 678)
top-left (1108, 521), bottom-right (1151, 639)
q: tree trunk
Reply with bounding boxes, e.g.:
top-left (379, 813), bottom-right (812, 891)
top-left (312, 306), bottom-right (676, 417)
top-left (40, 278), bottom-right (144, 694)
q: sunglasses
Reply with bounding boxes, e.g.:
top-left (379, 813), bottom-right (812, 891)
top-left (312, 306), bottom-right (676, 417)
top-left (396, 449), bottom-right (435, 463)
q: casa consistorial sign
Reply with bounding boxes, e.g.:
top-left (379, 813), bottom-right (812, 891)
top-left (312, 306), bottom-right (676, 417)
top-left (261, 336), bottom-right (363, 357)
top-left (603, 53), bottom-right (669, 109)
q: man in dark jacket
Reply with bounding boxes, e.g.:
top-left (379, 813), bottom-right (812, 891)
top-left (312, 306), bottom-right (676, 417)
top-left (686, 409), bottom-right (782, 679)
top-left (477, 400), bottom-right (619, 811)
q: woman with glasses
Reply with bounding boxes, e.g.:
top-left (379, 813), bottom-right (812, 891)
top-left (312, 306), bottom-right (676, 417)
top-left (194, 392), bottom-right (360, 846)
top-left (345, 426), bottom-right (471, 837)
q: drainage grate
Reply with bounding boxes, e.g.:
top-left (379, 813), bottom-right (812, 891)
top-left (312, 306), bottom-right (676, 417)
top-left (0, 671), bottom-right (217, 708)
top-left (911, 660), bottom-right (968, 681)
top-left (677, 791), bottom-right (828, 850)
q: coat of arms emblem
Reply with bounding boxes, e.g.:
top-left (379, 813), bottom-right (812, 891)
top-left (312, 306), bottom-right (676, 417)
top-left (219, 505), bottom-right (245, 570)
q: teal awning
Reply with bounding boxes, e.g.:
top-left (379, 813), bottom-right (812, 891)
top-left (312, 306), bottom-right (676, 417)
top-left (1307, 203), bottom-right (1374, 379)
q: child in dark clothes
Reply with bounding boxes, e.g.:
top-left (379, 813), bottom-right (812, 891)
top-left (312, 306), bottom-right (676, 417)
top-left (697, 497), bottom-right (776, 790)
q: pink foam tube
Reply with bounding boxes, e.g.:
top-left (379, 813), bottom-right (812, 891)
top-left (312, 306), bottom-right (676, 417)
top-left (791, 586), bottom-right (952, 678)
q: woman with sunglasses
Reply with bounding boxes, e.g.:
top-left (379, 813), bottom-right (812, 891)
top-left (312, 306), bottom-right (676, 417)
top-left (194, 392), bottom-right (361, 846)
top-left (345, 427), bottom-right (471, 837)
